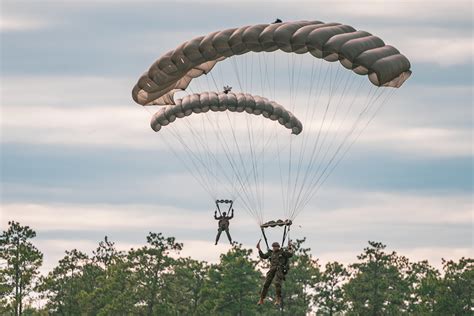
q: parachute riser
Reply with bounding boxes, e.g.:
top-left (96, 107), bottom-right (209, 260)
top-left (215, 199), bottom-right (233, 217)
top-left (260, 227), bottom-right (270, 251)
top-left (281, 225), bottom-right (291, 246)
top-left (260, 219), bottom-right (292, 251)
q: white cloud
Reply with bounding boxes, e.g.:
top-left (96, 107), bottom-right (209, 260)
top-left (299, 188), bottom-right (472, 227)
top-left (2, 189), bottom-right (470, 237)
top-left (2, 76), bottom-right (471, 159)
top-left (2, 188), bottom-right (470, 243)
top-left (1, 103), bottom-right (155, 148)
top-left (359, 125), bottom-right (472, 158)
top-left (3, 190), bottom-right (471, 234)
top-left (0, 16), bottom-right (51, 32)
top-left (0, 76), bottom-right (155, 148)
top-left (0, 203), bottom-right (215, 231)
top-left (317, 246), bottom-right (473, 271)
top-left (397, 36), bottom-right (473, 67)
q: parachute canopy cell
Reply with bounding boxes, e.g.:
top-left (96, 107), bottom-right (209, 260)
top-left (132, 20), bottom-right (412, 106)
top-left (150, 91), bottom-right (303, 135)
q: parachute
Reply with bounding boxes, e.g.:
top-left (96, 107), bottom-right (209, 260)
top-left (150, 91), bottom-right (303, 134)
top-left (132, 20), bottom-right (411, 238)
top-left (133, 20), bottom-right (411, 106)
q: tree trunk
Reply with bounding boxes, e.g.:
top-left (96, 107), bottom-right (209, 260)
top-left (15, 240), bottom-right (20, 316)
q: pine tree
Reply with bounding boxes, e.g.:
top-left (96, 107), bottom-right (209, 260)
top-left (1, 221), bottom-right (43, 316)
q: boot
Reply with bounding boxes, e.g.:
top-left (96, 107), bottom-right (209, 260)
top-left (274, 296), bottom-right (281, 306)
top-left (257, 297), bottom-right (264, 305)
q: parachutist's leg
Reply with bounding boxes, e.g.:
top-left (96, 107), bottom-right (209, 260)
top-left (225, 228), bottom-right (232, 244)
top-left (215, 228), bottom-right (223, 245)
top-left (260, 268), bottom-right (276, 300)
top-left (274, 269), bottom-right (284, 305)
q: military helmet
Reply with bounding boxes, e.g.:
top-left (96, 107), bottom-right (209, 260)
top-left (272, 242), bottom-right (280, 248)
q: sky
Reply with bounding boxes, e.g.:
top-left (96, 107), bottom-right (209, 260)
top-left (1, 0), bottom-right (473, 274)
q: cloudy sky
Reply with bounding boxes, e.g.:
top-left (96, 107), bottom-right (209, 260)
top-left (1, 0), bottom-right (472, 273)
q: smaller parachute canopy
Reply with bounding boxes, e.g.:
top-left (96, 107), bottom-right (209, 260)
top-left (261, 219), bottom-right (293, 228)
top-left (216, 199), bottom-right (233, 204)
top-left (150, 91), bottom-right (303, 135)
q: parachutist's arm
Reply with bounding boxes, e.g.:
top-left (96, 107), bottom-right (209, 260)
top-left (214, 212), bottom-right (220, 220)
top-left (257, 240), bottom-right (269, 259)
top-left (229, 209), bottom-right (234, 219)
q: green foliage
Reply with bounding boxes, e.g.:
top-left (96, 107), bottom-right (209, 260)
top-left (405, 259), bottom-right (440, 314)
top-left (0, 221), bottom-right (43, 316)
top-left (344, 241), bottom-right (410, 315)
top-left (434, 257), bottom-right (473, 315)
top-left (1, 222), bottom-right (472, 315)
top-left (126, 232), bottom-right (183, 315)
top-left (37, 249), bottom-right (92, 314)
top-left (84, 237), bottom-right (135, 315)
top-left (201, 243), bottom-right (262, 315)
top-left (280, 238), bottom-right (321, 316)
top-left (162, 257), bottom-right (209, 315)
top-left (314, 261), bottom-right (349, 315)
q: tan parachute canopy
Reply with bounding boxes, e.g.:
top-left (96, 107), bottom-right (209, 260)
top-left (132, 20), bottom-right (412, 106)
top-left (151, 91), bottom-right (303, 134)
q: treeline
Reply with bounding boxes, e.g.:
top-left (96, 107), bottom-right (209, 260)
top-left (0, 221), bottom-right (472, 315)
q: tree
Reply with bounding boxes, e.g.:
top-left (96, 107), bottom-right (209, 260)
top-left (405, 260), bottom-right (440, 314)
top-left (127, 232), bottom-right (183, 315)
top-left (434, 257), bottom-right (473, 315)
top-left (92, 236), bottom-right (123, 268)
top-left (162, 257), bottom-right (209, 315)
top-left (0, 221), bottom-right (43, 316)
top-left (79, 236), bottom-right (135, 315)
top-left (344, 241), bottom-right (409, 315)
top-left (278, 238), bottom-right (320, 315)
top-left (314, 261), bottom-right (349, 315)
top-left (37, 249), bottom-right (91, 314)
top-left (200, 243), bottom-right (262, 315)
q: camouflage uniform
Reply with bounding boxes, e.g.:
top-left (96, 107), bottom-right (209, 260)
top-left (258, 248), bottom-right (293, 300)
top-left (214, 212), bottom-right (233, 244)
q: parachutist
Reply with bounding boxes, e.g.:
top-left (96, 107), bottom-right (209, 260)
top-left (257, 240), bottom-right (293, 306)
top-left (223, 85), bottom-right (232, 94)
top-left (214, 209), bottom-right (234, 245)
top-left (273, 18), bottom-right (282, 24)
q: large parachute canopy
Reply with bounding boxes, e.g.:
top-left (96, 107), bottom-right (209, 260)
top-left (133, 20), bottom-right (411, 106)
top-left (132, 20), bottom-right (411, 228)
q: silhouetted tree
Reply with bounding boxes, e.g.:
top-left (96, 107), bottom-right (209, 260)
top-left (0, 221), bottom-right (43, 315)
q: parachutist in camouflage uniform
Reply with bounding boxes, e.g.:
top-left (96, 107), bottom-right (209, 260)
top-left (214, 210), bottom-right (234, 245)
top-left (257, 240), bottom-right (293, 306)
